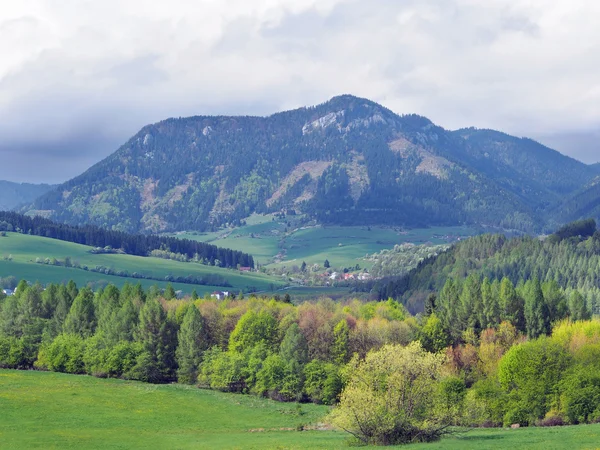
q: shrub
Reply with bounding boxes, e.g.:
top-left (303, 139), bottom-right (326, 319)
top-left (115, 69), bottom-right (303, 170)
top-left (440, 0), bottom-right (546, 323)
top-left (329, 343), bottom-right (450, 445)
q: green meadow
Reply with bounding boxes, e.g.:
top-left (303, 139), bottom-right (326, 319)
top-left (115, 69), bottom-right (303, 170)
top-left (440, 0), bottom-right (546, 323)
top-left (0, 232), bottom-right (283, 294)
top-left (174, 216), bottom-right (477, 268)
top-left (1, 369), bottom-right (600, 450)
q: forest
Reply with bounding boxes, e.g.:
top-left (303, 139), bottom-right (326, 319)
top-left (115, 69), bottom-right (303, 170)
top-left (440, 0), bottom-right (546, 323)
top-left (376, 219), bottom-right (600, 314)
top-left (0, 211), bottom-right (253, 269)
top-left (2, 270), bottom-right (600, 445)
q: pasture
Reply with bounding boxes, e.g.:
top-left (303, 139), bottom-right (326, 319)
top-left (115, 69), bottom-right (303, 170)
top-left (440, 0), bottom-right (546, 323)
top-left (174, 216), bottom-right (477, 268)
top-left (0, 233), bottom-right (283, 294)
top-left (1, 370), bottom-right (599, 449)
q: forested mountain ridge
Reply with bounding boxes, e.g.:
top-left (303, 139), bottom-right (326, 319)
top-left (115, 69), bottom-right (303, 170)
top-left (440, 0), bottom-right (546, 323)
top-left (0, 180), bottom-right (54, 211)
top-left (26, 95), bottom-right (597, 233)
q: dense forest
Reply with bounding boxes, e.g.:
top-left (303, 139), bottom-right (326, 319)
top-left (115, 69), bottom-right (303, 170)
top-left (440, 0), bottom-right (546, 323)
top-left (25, 95), bottom-right (599, 234)
top-left (2, 273), bottom-right (600, 444)
top-left (0, 211), bottom-right (253, 269)
top-left (0, 180), bottom-right (54, 211)
top-left (376, 219), bottom-right (600, 314)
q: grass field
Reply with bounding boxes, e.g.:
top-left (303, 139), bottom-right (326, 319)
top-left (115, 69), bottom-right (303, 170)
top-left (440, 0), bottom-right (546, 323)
top-left (2, 369), bottom-right (600, 450)
top-left (174, 217), bottom-right (477, 268)
top-left (0, 233), bottom-right (284, 295)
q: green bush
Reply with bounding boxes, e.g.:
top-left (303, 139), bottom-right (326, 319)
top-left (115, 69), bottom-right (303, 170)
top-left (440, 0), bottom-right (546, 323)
top-left (36, 334), bottom-right (86, 374)
top-left (560, 366), bottom-right (600, 424)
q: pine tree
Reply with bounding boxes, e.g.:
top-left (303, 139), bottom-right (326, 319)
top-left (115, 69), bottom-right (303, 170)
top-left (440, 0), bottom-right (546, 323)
top-left (63, 288), bottom-right (96, 338)
top-left (569, 291), bottom-right (592, 321)
top-left (481, 277), bottom-right (500, 329)
top-left (134, 298), bottom-right (172, 382)
top-left (176, 305), bottom-right (207, 384)
top-left (499, 277), bottom-right (525, 332)
top-left (523, 279), bottom-right (550, 339)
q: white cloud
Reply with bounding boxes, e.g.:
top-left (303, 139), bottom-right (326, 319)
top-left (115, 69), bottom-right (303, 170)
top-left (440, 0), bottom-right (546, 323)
top-left (0, 0), bottom-right (599, 182)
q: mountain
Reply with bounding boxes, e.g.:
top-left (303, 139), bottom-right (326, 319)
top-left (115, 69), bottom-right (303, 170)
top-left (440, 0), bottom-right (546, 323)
top-left (26, 95), bottom-right (596, 234)
top-left (550, 176), bottom-right (600, 227)
top-left (0, 181), bottom-right (54, 211)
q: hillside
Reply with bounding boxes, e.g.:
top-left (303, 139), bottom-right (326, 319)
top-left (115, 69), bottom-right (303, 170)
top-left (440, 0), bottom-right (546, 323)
top-left (0, 232), bottom-right (282, 295)
top-left (26, 95), bottom-right (596, 234)
top-left (376, 220), bottom-right (600, 313)
top-left (0, 180), bottom-right (53, 211)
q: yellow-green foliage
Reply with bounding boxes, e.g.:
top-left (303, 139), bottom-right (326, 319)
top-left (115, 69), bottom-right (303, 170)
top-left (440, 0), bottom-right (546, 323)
top-left (329, 342), bottom-right (449, 445)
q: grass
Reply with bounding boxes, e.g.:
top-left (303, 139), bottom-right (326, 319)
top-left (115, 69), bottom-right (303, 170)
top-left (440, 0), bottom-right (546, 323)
top-left (0, 369), bottom-right (339, 449)
top-left (0, 233), bottom-right (284, 295)
top-left (173, 216), bottom-right (477, 269)
top-left (2, 369), bottom-right (600, 449)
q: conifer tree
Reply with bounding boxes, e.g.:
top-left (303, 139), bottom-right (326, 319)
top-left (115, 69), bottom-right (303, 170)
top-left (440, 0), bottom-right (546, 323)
top-left (63, 288), bottom-right (96, 338)
top-left (176, 305), bottom-right (207, 384)
top-left (523, 279), bottom-right (550, 339)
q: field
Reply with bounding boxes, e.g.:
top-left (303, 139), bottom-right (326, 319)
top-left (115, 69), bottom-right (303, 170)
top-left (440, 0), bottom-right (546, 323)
top-left (174, 216), bottom-right (477, 268)
top-left (2, 369), bottom-right (600, 449)
top-left (0, 233), bottom-right (284, 295)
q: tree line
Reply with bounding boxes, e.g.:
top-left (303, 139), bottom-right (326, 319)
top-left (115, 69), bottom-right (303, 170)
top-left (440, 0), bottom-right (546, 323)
top-left (0, 212), bottom-right (254, 269)
top-left (2, 276), bottom-right (600, 445)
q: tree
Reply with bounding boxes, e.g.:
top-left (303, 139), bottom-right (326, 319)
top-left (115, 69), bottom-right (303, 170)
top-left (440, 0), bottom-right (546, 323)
top-left (419, 313), bottom-right (449, 353)
top-left (332, 320), bottom-right (350, 365)
top-left (438, 278), bottom-right (461, 343)
top-left (481, 277), bottom-right (500, 329)
top-left (63, 288), bottom-right (96, 338)
top-left (176, 305), bottom-right (207, 384)
top-left (164, 283), bottom-right (176, 300)
top-left (301, 261), bottom-right (307, 272)
top-left (569, 291), bottom-right (591, 321)
top-left (329, 342), bottom-right (451, 445)
top-left (499, 277), bottom-right (525, 332)
top-left (498, 337), bottom-right (570, 425)
top-left (424, 293), bottom-right (437, 317)
top-left (523, 279), bottom-right (550, 339)
top-left (460, 274), bottom-right (482, 333)
top-left (133, 298), bottom-right (174, 382)
top-left (229, 310), bottom-right (278, 353)
top-left (324, 259), bottom-right (330, 269)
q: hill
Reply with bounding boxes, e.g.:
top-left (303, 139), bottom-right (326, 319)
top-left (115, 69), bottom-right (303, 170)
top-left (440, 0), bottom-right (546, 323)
top-left (26, 95), bottom-right (596, 234)
top-left (376, 220), bottom-right (600, 313)
top-left (0, 180), bottom-right (53, 211)
top-left (0, 232), bottom-right (282, 295)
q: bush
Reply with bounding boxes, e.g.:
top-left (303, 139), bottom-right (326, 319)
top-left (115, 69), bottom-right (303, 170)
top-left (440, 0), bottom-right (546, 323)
top-left (498, 337), bottom-right (570, 424)
top-left (560, 366), bottom-right (600, 424)
top-left (36, 334), bottom-right (86, 374)
top-left (199, 347), bottom-right (248, 392)
top-left (329, 343), bottom-right (450, 445)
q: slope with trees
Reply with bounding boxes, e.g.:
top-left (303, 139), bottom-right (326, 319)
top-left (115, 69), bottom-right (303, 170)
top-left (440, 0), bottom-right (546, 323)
top-left (25, 96), bottom-right (598, 234)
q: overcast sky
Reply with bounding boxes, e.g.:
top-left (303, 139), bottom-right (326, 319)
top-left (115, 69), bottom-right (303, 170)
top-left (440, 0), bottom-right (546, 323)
top-left (1, 0), bottom-right (599, 183)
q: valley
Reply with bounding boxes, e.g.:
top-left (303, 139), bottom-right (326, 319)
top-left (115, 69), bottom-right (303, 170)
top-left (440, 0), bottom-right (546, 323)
top-left (172, 213), bottom-right (478, 268)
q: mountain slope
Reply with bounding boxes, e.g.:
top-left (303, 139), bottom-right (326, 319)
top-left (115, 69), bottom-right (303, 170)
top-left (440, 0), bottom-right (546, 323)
top-left (27, 95), bottom-right (594, 233)
top-left (0, 180), bottom-right (54, 211)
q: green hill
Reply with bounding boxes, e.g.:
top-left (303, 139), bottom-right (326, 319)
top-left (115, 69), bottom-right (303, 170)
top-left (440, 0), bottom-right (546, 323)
top-left (0, 232), bottom-right (282, 294)
top-left (27, 95), bottom-right (597, 235)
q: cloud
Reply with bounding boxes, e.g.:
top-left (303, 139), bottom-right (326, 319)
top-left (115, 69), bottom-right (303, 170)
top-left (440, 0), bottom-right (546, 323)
top-left (0, 0), bottom-right (599, 182)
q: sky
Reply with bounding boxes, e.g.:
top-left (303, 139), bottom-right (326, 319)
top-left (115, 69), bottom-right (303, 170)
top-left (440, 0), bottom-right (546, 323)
top-left (1, 0), bottom-right (599, 184)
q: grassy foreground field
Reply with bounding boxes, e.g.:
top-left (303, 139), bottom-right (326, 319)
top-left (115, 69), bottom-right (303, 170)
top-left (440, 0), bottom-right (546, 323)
top-left (2, 370), bottom-right (600, 450)
top-left (0, 233), bottom-right (283, 295)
